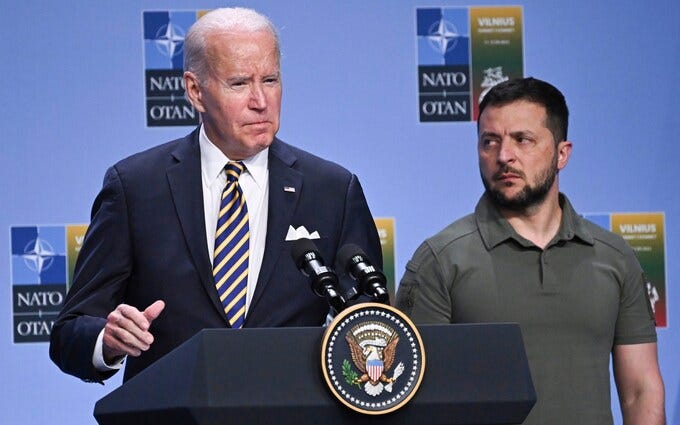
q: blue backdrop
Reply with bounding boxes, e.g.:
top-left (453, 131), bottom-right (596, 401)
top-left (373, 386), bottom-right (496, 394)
top-left (1, 1), bottom-right (678, 424)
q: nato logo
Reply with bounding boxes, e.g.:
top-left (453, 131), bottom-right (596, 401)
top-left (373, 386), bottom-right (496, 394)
top-left (11, 226), bottom-right (67, 285)
top-left (11, 226), bottom-right (70, 342)
top-left (416, 8), bottom-right (471, 122)
top-left (143, 11), bottom-right (200, 127)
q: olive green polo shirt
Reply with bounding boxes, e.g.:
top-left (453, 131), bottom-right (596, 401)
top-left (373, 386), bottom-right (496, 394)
top-left (396, 193), bottom-right (656, 425)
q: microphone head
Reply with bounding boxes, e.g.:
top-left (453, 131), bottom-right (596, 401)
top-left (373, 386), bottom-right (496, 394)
top-left (337, 243), bottom-right (389, 304)
top-left (291, 238), bottom-right (345, 311)
top-left (337, 243), bottom-right (366, 272)
top-left (291, 238), bottom-right (320, 268)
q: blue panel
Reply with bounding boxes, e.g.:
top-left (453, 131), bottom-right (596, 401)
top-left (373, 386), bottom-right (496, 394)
top-left (416, 8), bottom-right (442, 36)
top-left (38, 226), bottom-right (66, 253)
top-left (11, 226), bottom-right (37, 255)
top-left (418, 37), bottom-right (443, 65)
top-left (40, 255), bottom-right (67, 284)
top-left (444, 36), bottom-right (470, 66)
top-left (143, 11), bottom-right (170, 39)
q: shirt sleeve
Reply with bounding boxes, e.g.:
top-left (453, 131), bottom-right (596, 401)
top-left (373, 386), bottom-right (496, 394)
top-left (613, 246), bottom-right (657, 345)
top-left (92, 328), bottom-right (125, 371)
top-left (396, 241), bottom-right (453, 324)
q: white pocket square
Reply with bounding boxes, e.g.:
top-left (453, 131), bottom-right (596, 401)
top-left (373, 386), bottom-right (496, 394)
top-left (285, 225), bottom-right (320, 241)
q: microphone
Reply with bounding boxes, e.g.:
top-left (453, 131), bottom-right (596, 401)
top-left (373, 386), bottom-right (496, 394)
top-left (291, 238), bottom-right (346, 314)
top-left (336, 244), bottom-right (389, 304)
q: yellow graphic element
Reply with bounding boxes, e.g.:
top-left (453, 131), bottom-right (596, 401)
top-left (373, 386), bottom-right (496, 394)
top-left (66, 224), bottom-right (88, 291)
top-left (374, 217), bottom-right (396, 303)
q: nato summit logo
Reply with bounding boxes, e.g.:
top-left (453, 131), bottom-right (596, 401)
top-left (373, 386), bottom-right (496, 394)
top-left (417, 8), bottom-right (471, 122)
top-left (10, 225), bottom-right (86, 343)
top-left (143, 11), bottom-right (203, 127)
top-left (416, 7), bottom-right (524, 122)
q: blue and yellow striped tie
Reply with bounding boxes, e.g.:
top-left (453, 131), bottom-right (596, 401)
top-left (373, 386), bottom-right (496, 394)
top-left (213, 161), bottom-right (249, 328)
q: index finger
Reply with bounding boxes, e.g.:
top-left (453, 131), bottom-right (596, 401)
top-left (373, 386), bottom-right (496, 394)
top-left (116, 303), bottom-right (152, 332)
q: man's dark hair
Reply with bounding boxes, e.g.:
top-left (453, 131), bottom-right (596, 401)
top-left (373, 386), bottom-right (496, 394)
top-left (478, 77), bottom-right (569, 143)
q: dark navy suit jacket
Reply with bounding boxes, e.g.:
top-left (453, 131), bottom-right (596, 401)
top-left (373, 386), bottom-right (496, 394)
top-left (49, 129), bottom-right (382, 382)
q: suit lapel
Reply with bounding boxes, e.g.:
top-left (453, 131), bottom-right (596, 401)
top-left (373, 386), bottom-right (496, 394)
top-left (166, 130), bottom-right (229, 325)
top-left (248, 140), bottom-right (302, 313)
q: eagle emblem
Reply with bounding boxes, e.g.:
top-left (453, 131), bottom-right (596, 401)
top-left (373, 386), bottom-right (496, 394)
top-left (344, 321), bottom-right (405, 396)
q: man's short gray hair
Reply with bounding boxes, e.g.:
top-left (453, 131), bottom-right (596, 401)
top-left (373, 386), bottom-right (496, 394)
top-left (184, 7), bottom-right (280, 83)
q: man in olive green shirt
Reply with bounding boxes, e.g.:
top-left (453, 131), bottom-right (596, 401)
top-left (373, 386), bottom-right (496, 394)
top-left (396, 77), bottom-right (665, 425)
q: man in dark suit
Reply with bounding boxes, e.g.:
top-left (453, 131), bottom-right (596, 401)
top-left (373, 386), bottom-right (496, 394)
top-left (49, 7), bottom-right (382, 383)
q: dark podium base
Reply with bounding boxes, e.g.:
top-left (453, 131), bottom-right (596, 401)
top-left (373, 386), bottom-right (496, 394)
top-left (95, 324), bottom-right (535, 425)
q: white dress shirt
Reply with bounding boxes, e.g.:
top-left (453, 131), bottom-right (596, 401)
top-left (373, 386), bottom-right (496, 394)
top-left (199, 125), bottom-right (270, 313)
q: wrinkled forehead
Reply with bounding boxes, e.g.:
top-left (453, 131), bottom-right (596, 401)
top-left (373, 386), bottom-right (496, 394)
top-left (478, 101), bottom-right (548, 130)
top-left (206, 28), bottom-right (279, 56)
top-left (204, 30), bottom-right (281, 75)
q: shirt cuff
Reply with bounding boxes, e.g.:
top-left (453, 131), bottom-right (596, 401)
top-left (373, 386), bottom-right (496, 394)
top-left (92, 328), bottom-right (125, 371)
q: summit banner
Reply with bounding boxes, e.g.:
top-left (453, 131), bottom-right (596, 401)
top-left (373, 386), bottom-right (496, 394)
top-left (585, 212), bottom-right (668, 328)
top-left (416, 6), bottom-right (524, 122)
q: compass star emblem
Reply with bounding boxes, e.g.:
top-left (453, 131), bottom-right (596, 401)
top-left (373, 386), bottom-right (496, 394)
top-left (154, 22), bottom-right (185, 58)
top-left (427, 19), bottom-right (459, 55)
top-left (22, 238), bottom-right (56, 274)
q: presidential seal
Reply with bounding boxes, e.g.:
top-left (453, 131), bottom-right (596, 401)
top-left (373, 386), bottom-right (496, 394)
top-left (321, 303), bottom-right (425, 415)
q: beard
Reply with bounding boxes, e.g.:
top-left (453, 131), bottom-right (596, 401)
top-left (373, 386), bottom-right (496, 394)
top-left (482, 151), bottom-right (558, 211)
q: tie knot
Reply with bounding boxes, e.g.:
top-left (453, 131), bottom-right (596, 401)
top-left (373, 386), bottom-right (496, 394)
top-left (225, 161), bottom-right (245, 182)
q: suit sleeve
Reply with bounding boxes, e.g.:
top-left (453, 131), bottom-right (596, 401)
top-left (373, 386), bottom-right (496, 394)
top-left (336, 173), bottom-right (384, 301)
top-left (49, 166), bottom-right (133, 383)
